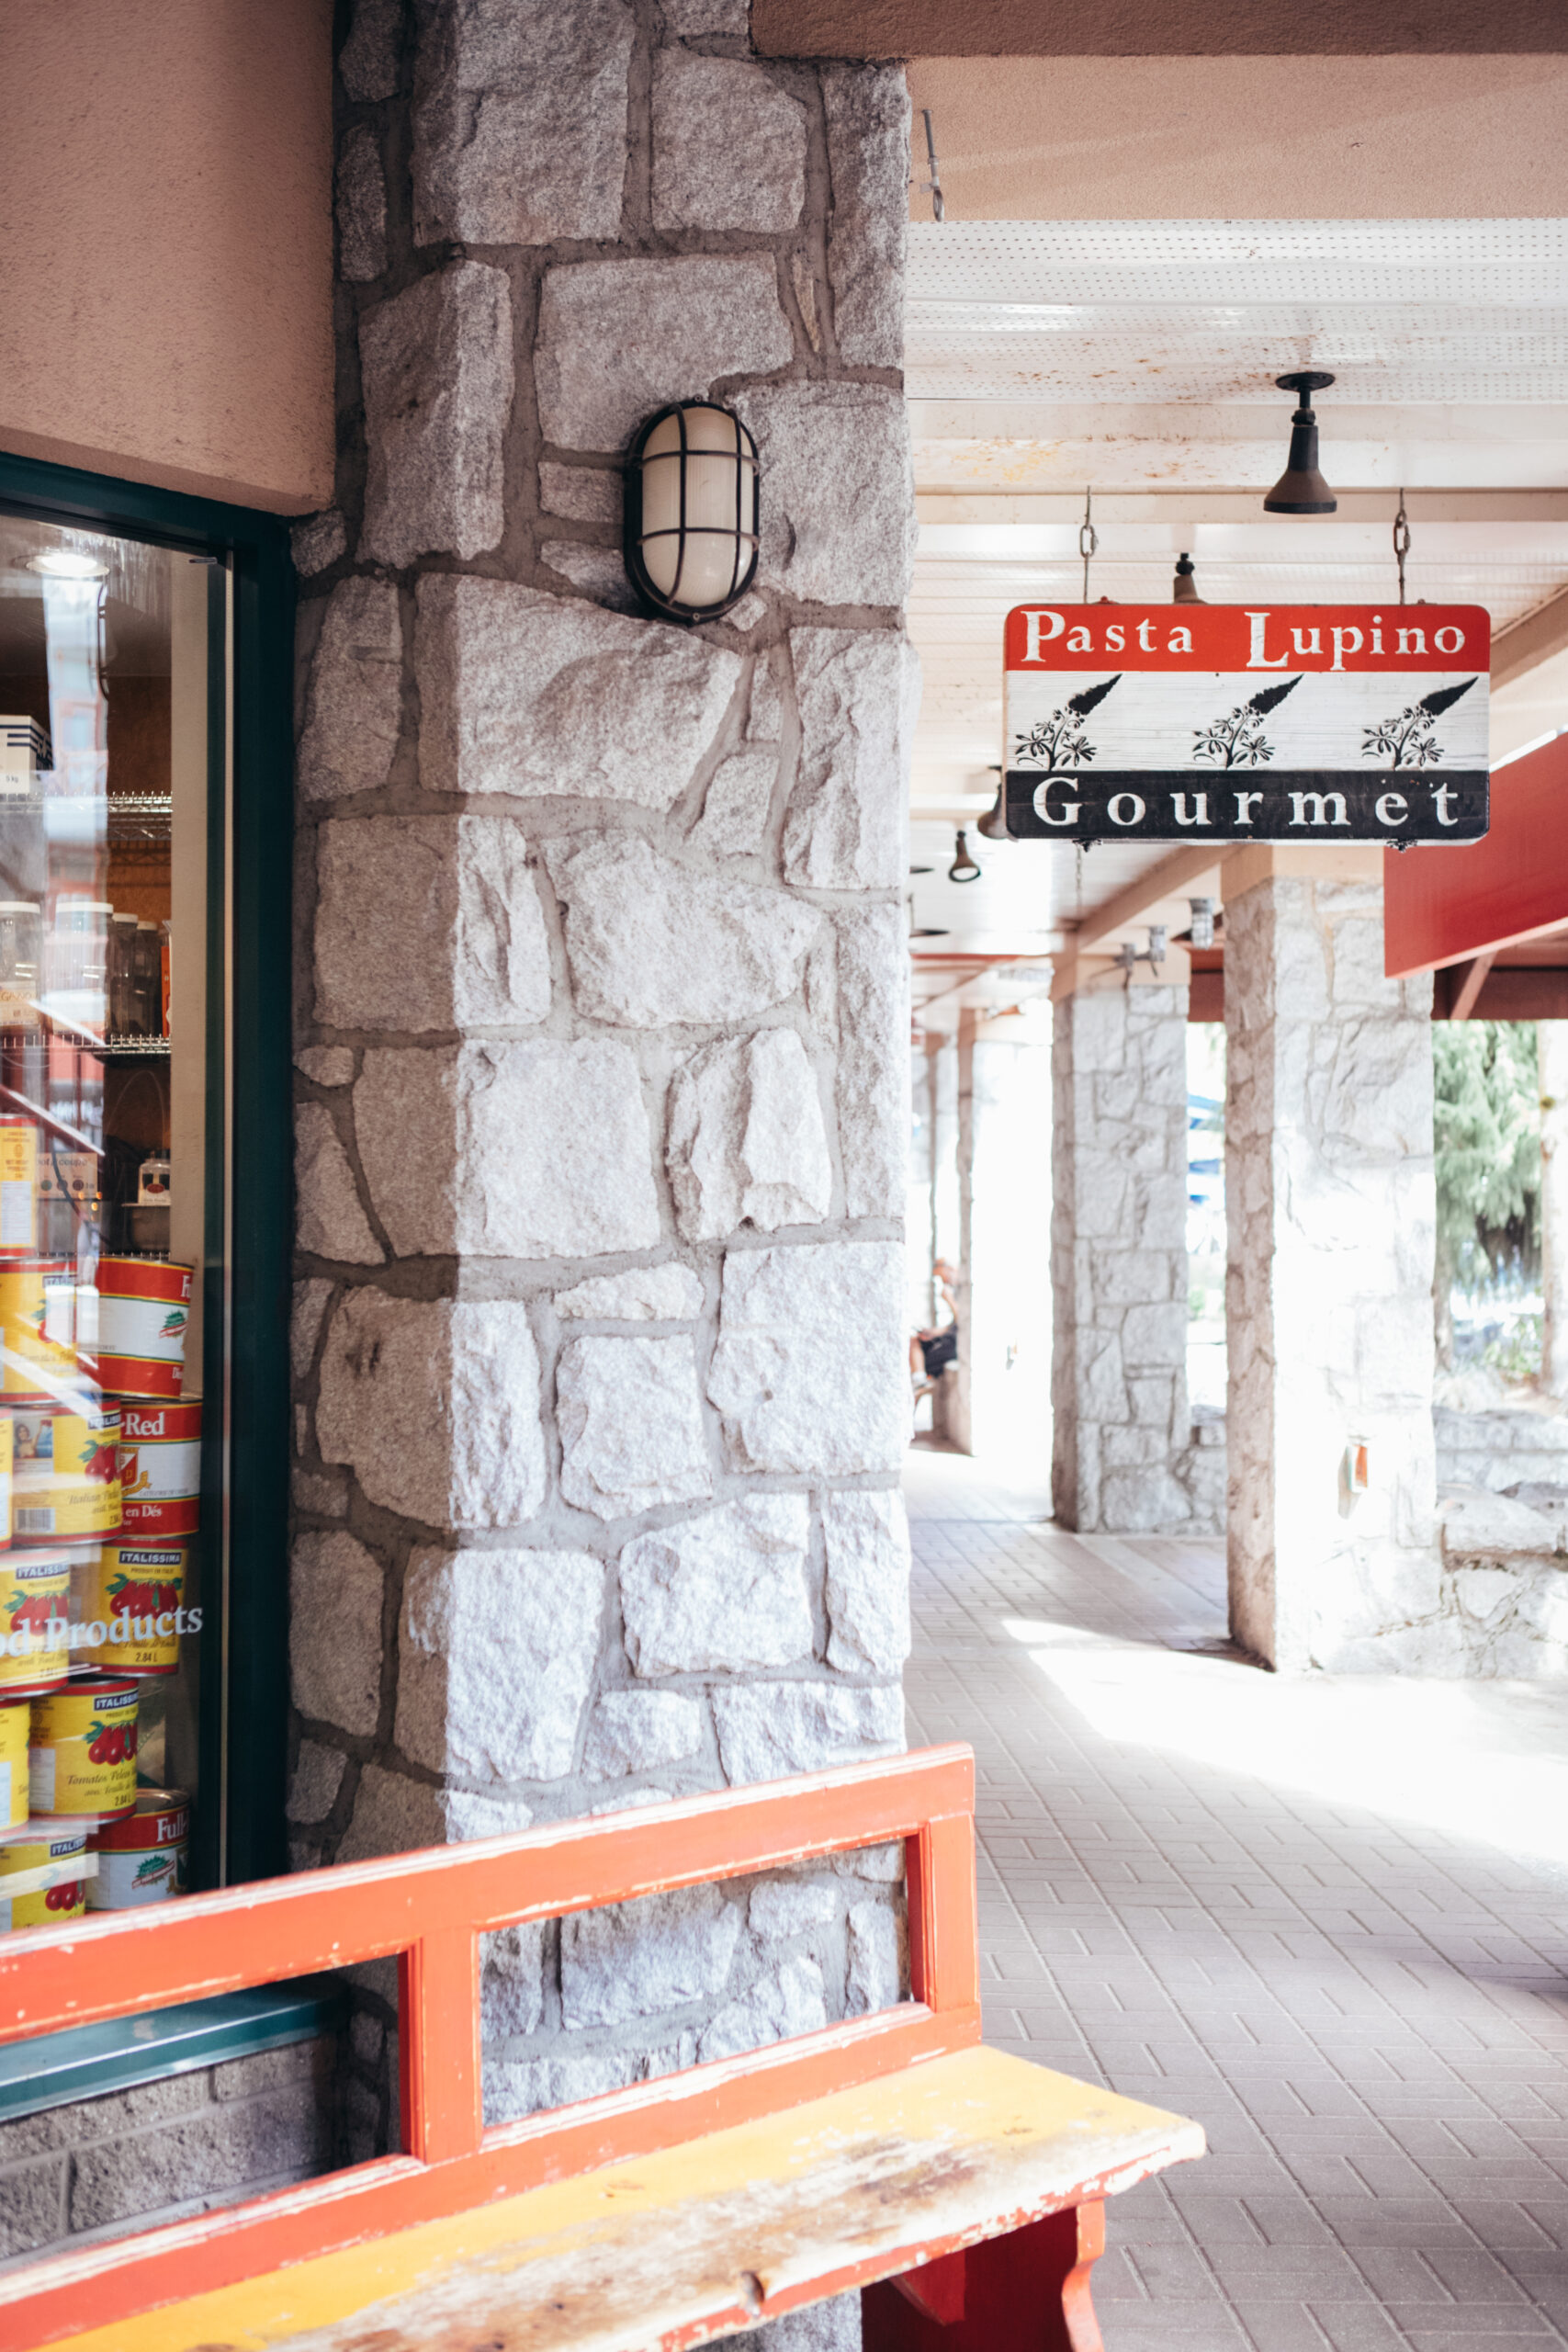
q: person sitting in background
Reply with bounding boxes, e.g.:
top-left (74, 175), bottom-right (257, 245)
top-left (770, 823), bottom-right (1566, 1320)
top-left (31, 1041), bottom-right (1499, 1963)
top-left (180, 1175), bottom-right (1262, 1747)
top-left (910, 1258), bottom-right (960, 1389)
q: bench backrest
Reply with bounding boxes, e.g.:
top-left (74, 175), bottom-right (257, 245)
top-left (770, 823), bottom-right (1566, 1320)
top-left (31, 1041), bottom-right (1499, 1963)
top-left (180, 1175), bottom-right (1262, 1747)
top-left (0, 1743), bottom-right (978, 2349)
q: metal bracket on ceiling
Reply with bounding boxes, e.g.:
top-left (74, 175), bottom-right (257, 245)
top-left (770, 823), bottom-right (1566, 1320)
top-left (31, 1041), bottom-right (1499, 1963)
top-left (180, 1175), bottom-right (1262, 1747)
top-left (915, 110), bottom-right (945, 223)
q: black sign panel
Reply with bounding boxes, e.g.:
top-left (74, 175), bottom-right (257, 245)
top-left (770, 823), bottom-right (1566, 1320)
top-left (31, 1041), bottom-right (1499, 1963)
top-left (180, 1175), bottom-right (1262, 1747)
top-left (1004, 770), bottom-right (1490, 845)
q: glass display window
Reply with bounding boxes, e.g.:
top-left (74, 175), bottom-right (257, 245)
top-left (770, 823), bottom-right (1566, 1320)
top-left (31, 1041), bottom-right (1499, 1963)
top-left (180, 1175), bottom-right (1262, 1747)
top-left (0, 469), bottom-right (293, 1908)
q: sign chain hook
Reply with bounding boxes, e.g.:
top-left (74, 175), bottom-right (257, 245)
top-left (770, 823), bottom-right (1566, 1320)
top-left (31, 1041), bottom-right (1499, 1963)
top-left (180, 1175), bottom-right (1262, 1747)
top-left (1393, 491), bottom-right (1411, 607)
top-left (1079, 488), bottom-right (1098, 603)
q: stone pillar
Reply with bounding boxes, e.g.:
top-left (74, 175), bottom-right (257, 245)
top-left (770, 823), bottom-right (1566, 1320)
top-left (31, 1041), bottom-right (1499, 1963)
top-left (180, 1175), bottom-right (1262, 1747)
top-left (1540, 1023), bottom-right (1568, 1397)
top-left (289, 0), bottom-right (917, 2284)
top-left (957, 1006), bottom-right (1053, 1463)
top-left (1224, 854), bottom-right (1439, 1670)
top-left (1050, 962), bottom-right (1194, 1531)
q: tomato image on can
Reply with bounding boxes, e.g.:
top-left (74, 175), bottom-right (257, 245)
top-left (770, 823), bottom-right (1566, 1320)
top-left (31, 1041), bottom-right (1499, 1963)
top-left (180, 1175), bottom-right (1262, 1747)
top-left (0, 1261), bottom-right (76, 1398)
top-left (0, 1550), bottom-right (70, 1697)
top-left (89, 1260), bottom-right (192, 1399)
top-left (74, 1543), bottom-right (189, 1676)
top-left (0, 1825), bottom-right (88, 1930)
top-left (87, 1787), bottom-right (189, 1909)
top-left (114, 1398), bottom-right (200, 1538)
top-left (0, 1697), bottom-right (28, 1826)
top-left (28, 1677), bottom-right (138, 1817)
top-left (11, 1398), bottom-right (121, 1544)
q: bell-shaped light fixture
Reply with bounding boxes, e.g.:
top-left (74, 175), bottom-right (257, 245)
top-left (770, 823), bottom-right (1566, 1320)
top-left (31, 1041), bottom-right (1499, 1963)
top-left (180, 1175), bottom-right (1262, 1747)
top-left (948, 829), bottom-right (982, 883)
top-left (625, 401), bottom-right (759, 623)
top-left (1264, 372), bottom-right (1337, 514)
top-left (1172, 552), bottom-right (1203, 604)
top-left (976, 764), bottom-right (1009, 841)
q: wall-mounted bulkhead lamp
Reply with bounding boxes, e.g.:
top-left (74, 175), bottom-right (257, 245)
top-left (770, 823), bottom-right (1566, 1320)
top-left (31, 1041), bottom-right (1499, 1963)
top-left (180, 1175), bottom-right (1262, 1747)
top-left (1172, 552), bottom-right (1203, 604)
top-left (1264, 372), bottom-right (1337, 514)
top-left (948, 829), bottom-right (982, 883)
top-left (625, 401), bottom-right (760, 623)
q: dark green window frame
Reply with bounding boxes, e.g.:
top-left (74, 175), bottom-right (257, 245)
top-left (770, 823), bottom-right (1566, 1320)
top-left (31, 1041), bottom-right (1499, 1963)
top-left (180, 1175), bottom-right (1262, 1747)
top-left (0, 448), bottom-right (294, 1893)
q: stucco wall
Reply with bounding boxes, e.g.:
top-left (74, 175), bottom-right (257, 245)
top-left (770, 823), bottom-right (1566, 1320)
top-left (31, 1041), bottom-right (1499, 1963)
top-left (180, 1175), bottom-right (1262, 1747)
top-left (0, 0), bottom-right (333, 513)
top-left (901, 55), bottom-right (1568, 220)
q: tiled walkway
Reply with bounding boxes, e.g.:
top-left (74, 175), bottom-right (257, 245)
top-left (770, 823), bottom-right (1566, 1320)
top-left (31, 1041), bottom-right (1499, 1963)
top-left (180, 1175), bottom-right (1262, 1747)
top-left (904, 1444), bottom-right (1568, 2351)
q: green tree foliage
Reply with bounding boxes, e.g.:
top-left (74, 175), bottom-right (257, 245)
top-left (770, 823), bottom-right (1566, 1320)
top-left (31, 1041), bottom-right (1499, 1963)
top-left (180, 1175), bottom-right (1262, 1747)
top-left (1432, 1024), bottom-right (1540, 1360)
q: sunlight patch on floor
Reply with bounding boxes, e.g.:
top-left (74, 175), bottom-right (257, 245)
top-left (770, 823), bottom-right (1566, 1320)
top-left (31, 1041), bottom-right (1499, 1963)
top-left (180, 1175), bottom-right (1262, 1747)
top-left (1003, 1613), bottom-right (1568, 1872)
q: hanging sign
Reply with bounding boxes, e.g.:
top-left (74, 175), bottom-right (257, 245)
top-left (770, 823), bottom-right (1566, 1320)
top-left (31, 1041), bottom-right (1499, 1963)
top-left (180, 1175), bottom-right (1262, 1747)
top-left (1002, 604), bottom-right (1490, 844)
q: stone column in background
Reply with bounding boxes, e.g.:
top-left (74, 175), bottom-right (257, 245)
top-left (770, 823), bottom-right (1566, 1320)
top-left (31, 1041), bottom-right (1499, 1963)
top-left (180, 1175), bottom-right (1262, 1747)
top-left (956, 1006), bottom-right (1053, 1465)
top-left (1540, 1023), bottom-right (1568, 1396)
top-left (1051, 965), bottom-right (1194, 1531)
top-left (1224, 855), bottom-right (1439, 1669)
top-left (290, 9), bottom-right (917, 2312)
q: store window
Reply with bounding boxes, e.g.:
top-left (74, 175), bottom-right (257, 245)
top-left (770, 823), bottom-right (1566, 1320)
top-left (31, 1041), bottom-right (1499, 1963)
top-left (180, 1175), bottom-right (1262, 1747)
top-left (0, 466), bottom-right (293, 1935)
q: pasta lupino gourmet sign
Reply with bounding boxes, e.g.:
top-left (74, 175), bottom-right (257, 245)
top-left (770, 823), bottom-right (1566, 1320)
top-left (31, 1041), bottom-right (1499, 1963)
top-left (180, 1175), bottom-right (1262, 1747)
top-left (1002, 604), bottom-right (1489, 843)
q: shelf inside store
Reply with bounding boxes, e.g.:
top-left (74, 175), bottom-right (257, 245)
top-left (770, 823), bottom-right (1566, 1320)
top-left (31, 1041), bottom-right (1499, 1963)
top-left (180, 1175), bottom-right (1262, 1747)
top-left (7, 1018), bottom-right (172, 1060)
top-left (0, 791), bottom-right (172, 837)
top-left (99, 1035), bottom-right (171, 1058)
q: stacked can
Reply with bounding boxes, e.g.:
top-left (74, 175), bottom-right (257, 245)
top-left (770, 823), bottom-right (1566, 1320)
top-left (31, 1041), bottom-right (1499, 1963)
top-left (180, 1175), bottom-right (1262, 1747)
top-left (90, 1268), bottom-right (199, 1686)
top-left (88, 1786), bottom-right (189, 1908)
top-left (0, 1259), bottom-right (200, 1928)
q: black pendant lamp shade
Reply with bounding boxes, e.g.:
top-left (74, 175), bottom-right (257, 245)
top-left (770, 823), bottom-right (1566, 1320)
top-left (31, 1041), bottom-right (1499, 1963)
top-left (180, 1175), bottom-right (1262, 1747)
top-left (1172, 551), bottom-right (1203, 603)
top-left (1264, 371), bottom-right (1337, 515)
top-left (977, 764), bottom-right (1009, 841)
top-left (948, 829), bottom-right (982, 883)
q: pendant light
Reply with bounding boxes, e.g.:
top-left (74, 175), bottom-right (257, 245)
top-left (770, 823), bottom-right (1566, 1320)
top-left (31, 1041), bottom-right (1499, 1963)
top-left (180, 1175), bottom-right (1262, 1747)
top-left (976, 764), bottom-right (1008, 842)
top-left (1172, 552), bottom-right (1203, 604)
top-left (1263, 372), bottom-right (1337, 514)
top-left (948, 829), bottom-right (981, 883)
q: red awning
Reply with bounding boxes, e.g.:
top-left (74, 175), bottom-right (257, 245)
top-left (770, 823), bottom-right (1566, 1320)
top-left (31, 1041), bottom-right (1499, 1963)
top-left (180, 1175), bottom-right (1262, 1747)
top-left (1384, 732), bottom-right (1568, 978)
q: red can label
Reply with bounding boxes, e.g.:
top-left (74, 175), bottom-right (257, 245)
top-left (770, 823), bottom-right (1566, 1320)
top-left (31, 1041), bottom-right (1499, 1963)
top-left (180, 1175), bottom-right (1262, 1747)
top-left (116, 1398), bottom-right (200, 1537)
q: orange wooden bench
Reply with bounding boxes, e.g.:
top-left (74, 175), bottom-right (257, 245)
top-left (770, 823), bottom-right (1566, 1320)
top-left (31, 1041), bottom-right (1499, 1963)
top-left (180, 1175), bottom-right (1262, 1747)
top-left (0, 1744), bottom-right (1203, 2351)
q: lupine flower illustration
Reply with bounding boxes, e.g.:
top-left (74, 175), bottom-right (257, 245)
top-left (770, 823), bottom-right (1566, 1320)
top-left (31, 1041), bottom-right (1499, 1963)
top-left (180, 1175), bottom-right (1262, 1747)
top-left (1361, 678), bottom-right (1476, 769)
top-left (1011, 674), bottom-right (1122, 769)
top-left (1192, 676), bottom-right (1302, 768)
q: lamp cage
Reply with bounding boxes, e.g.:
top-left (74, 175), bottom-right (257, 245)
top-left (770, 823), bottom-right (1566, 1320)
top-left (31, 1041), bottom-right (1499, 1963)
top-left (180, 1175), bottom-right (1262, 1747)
top-left (625, 401), bottom-right (760, 624)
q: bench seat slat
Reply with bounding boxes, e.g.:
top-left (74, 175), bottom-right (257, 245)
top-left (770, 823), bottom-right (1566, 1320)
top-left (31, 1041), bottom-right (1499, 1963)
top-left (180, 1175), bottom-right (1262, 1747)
top-left (42, 2045), bottom-right (1204, 2352)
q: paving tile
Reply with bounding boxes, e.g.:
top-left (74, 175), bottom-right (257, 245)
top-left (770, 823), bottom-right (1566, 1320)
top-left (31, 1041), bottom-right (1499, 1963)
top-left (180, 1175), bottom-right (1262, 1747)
top-left (904, 1453), bottom-right (1568, 2352)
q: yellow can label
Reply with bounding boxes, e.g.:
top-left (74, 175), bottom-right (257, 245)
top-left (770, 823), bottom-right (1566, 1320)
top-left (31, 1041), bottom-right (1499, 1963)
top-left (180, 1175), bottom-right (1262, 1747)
top-left (0, 1826), bottom-right (88, 1928)
top-left (0, 1551), bottom-right (70, 1693)
top-left (75, 1544), bottom-right (189, 1675)
top-left (0, 1699), bottom-right (28, 1826)
top-left (28, 1680), bottom-right (138, 1816)
top-left (12, 1404), bottom-right (121, 1542)
top-left (0, 1263), bottom-right (75, 1396)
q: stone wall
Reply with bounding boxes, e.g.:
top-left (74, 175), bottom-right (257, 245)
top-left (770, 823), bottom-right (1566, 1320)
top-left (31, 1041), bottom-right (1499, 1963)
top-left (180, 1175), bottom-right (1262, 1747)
top-left (1436, 1405), bottom-right (1568, 1495)
top-left (1225, 871), bottom-right (1438, 1670)
top-left (288, 6), bottom-right (915, 2312)
top-left (1051, 978), bottom-right (1204, 1531)
top-left (1430, 1487), bottom-right (1568, 1674)
top-left (0, 2041), bottom-right (334, 2264)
